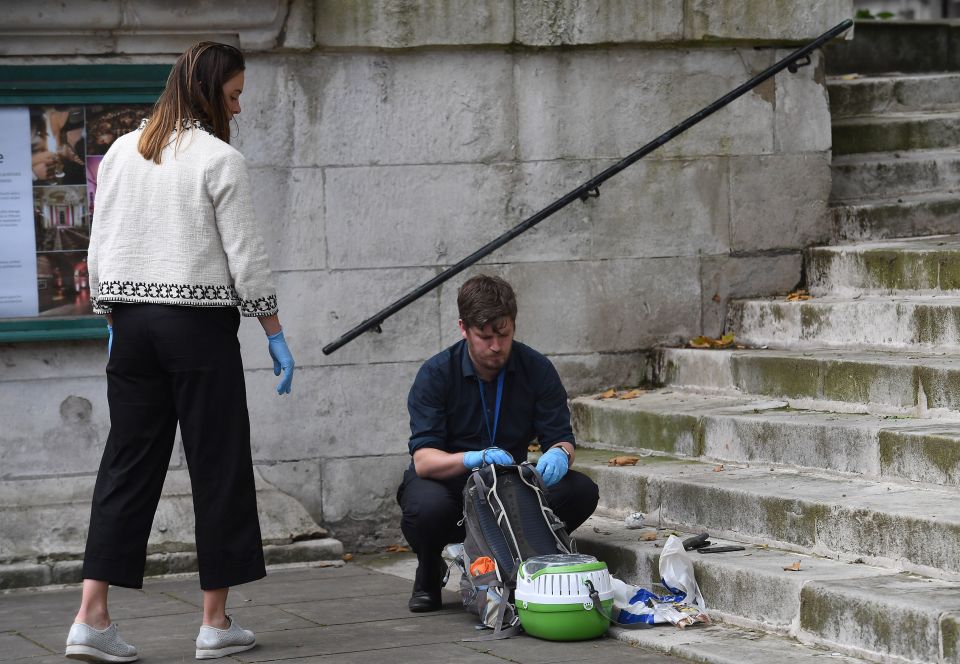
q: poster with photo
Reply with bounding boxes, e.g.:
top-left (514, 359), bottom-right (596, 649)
top-left (0, 103), bottom-right (151, 319)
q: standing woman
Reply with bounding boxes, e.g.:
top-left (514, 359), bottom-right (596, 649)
top-left (65, 42), bottom-right (295, 662)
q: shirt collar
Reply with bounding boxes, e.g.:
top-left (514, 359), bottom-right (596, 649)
top-left (459, 340), bottom-right (518, 381)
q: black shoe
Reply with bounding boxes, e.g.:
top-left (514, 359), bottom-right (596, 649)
top-left (408, 589), bottom-right (442, 612)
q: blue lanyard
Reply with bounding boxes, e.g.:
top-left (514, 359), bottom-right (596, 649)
top-left (478, 370), bottom-right (505, 446)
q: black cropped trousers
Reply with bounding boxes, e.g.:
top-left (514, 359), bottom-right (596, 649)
top-left (82, 304), bottom-right (265, 590)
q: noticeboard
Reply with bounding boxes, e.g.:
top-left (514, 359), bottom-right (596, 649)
top-left (0, 65), bottom-right (169, 342)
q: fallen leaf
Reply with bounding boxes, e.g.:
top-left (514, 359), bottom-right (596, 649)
top-left (640, 530), bottom-right (659, 541)
top-left (342, 553), bottom-right (354, 562)
top-left (608, 455), bottom-right (640, 466)
top-left (689, 335), bottom-right (713, 349)
top-left (712, 293), bottom-right (721, 303)
top-left (618, 388), bottom-right (645, 400)
top-left (783, 561), bottom-right (801, 572)
top-left (528, 442), bottom-right (541, 453)
top-left (840, 73), bottom-right (860, 80)
top-left (786, 289), bottom-right (811, 302)
top-left (385, 544), bottom-right (410, 553)
top-left (597, 388), bottom-right (617, 399)
top-left (688, 333), bottom-right (735, 349)
top-left (712, 464), bottom-right (724, 472)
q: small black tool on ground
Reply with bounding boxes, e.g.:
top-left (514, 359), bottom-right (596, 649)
top-left (698, 545), bottom-right (746, 554)
top-left (682, 533), bottom-right (711, 550)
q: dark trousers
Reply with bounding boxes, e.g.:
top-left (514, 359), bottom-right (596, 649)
top-left (397, 466), bottom-right (599, 590)
top-left (82, 304), bottom-right (265, 590)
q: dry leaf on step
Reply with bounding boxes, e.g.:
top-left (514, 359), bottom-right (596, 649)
top-left (640, 530), bottom-right (659, 541)
top-left (528, 443), bottom-right (541, 453)
top-left (596, 388), bottom-right (617, 399)
top-left (619, 389), bottom-right (645, 400)
top-left (608, 455), bottom-right (640, 466)
top-left (688, 333), bottom-right (735, 349)
top-left (783, 561), bottom-right (802, 572)
top-left (385, 544), bottom-right (410, 554)
top-left (342, 553), bottom-right (354, 562)
top-left (712, 464), bottom-right (724, 472)
top-left (786, 289), bottom-right (811, 302)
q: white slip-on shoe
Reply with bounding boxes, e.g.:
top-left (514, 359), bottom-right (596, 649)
top-left (195, 616), bottom-right (256, 659)
top-left (65, 622), bottom-right (138, 662)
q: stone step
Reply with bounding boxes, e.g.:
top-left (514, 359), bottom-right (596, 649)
top-left (656, 346), bottom-right (960, 414)
top-left (832, 110), bottom-right (960, 155)
top-left (832, 192), bottom-right (960, 241)
top-left (571, 390), bottom-right (960, 486)
top-left (828, 72), bottom-right (960, 118)
top-left (728, 295), bottom-right (960, 351)
top-left (577, 514), bottom-right (960, 664)
top-left (573, 449), bottom-right (960, 579)
top-left (806, 234), bottom-right (960, 295)
top-left (824, 19), bottom-right (960, 75)
top-left (830, 149), bottom-right (960, 201)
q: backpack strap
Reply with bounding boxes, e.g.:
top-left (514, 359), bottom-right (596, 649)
top-left (461, 584), bottom-right (522, 641)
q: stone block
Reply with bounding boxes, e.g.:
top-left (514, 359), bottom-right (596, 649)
top-left (879, 426), bottom-right (960, 487)
top-left (549, 351), bottom-right (651, 396)
top-left (232, 55), bottom-right (298, 169)
top-left (51, 560), bottom-right (84, 585)
top-left (4, 1), bottom-right (124, 31)
top-left (515, 0), bottom-right (683, 45)
top-left (0, 339), bottom-right (107, 381)
top-left (245, 362), bottom-right (420, 460)
top-left (515, 48), bottom-right (774, 162)
top-left (0, 562), bottom-right (50, 590)
top-left (729, 153), bottom-right (831, 252)
top-left (775, 51), bottom-right (831, 153)
top-left (437, 258), bottom-right (701, 355)
top-left (263, 538), bottom-right (343, 565)
top-left (656, 347), bottom-right (737, 390)
top-left (325, 164), bottom-right (516, 269)
top-left (321, 454), bottom-right (409, 523)
top-left (247, 167), bottom-right (325, 272)
top-left (315, 0), bottom-right (514, 47)
top-left (0, 379), bottom-right (109, 478)
top-left (685, 0), bottom-right (853, 41)
top-left (235, 267), bottom-right (440, 369)
top-left (288, 52), bottom-right (515, 168)
top-left (256, 459), bottom-right (326, 527)
top-left (279, 0), bottom-right (315, 50)
top-left (494, 157), bottom-right (729, 264)
top-left (701, 253), bottom-right (802, 338)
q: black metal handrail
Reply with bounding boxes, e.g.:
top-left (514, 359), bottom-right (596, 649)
top-left (322, 18), bottom-right (854, 355)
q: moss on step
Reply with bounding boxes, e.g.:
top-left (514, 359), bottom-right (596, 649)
top-left (732, 355), bottom-right (819, 399)
top-left (879, 430), bottom-right (960, 485)
top-left (571, 402), bottom-right (702, 456)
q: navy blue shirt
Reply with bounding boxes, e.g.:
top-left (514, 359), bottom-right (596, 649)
top-left (407, 339), bottom-right (575, 463)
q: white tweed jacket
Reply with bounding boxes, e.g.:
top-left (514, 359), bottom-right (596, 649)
top-left (89, 122), bottom-right (277, 317)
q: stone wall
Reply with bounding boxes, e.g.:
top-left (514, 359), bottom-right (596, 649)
top-left (0, 0), bottom-right (851, 552)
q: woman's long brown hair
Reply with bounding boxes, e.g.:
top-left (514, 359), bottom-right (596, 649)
top-left (138, 42), bottom-right (245, 163)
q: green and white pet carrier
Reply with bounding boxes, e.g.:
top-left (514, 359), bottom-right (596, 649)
top-left (514, 554), bottom-right (614, 641)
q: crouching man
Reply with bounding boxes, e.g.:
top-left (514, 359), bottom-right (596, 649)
top-left (396, 274), bottom-right (600, 612)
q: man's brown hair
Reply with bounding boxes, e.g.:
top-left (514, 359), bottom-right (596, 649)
top-left (457, 274), bottom-right (517, 330)
top-left (138, 41), bottom-right (245, 164)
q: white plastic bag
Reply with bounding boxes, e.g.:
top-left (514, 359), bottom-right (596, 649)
top-left (659, 535), bottom-right (706, 610)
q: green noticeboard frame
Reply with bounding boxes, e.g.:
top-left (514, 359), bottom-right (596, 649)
top-left (0, 64), bottom-right (170, 343)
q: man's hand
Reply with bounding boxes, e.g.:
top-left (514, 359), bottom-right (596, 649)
top-left (536, 446), bottom-right (569, 487)
top-left (463, 447), bottom-right (514, 469)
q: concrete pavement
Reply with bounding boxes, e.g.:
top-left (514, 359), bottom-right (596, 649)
top-left (0, 558), bottom-right (684, 664)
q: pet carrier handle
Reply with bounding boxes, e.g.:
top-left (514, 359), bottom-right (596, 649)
top-left (584, 579), bottom-right (654, 629)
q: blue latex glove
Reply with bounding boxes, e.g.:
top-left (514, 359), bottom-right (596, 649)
top-left (267, 329), bottom-right (295, 395)
top-left (536, 447), bottom-right (569, 487)
top-left (463, 446), bottom-right (514, 469)
top-left (107, 324), bottom-right (113, 357)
